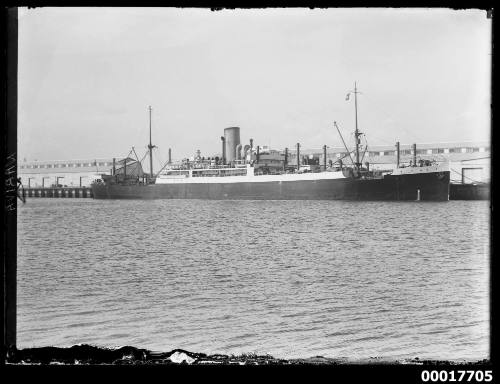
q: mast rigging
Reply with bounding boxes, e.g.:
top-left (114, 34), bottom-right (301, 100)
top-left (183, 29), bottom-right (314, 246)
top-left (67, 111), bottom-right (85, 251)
top-left (334, 121), bottom-right (356, 166)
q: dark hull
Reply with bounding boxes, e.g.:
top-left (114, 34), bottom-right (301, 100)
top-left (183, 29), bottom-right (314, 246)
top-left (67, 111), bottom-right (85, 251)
top-left (92, 171), bottom-right (450, 201)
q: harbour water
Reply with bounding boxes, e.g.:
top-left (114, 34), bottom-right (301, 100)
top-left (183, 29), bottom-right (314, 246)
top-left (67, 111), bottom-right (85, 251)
top-left (17, 199), bottom-right (490, 361)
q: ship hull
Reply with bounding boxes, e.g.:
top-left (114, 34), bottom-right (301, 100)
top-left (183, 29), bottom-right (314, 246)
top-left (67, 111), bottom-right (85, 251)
top-left (91, 171), bottom-right (450, 201)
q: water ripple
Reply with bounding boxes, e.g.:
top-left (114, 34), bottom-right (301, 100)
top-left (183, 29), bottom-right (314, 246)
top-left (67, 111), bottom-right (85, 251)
top-left (16, 199), bottom-right (490, 361)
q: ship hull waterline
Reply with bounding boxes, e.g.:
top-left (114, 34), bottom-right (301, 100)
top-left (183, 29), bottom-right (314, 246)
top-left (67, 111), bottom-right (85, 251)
top-left (91, 171), bottom-right (450, 201)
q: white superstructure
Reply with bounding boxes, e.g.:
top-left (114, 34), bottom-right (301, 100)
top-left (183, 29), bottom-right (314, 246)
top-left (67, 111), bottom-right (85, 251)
top-left (391, 161), bottom-right (450, 176)
top-left (156, 164), bottom-right (347, 184)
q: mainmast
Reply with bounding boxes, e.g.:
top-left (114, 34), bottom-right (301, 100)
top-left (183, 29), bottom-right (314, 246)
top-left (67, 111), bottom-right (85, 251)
top-left (353, 82), bottom-right (361, 169)
top-left (147, 105), bottom-right (155, 178)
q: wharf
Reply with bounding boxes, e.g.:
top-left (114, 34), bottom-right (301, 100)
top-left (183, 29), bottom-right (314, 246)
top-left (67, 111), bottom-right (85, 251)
top-left (449, 183), bottom-right (490, 200)
top-left (24, 187), bottom-right (93, 198)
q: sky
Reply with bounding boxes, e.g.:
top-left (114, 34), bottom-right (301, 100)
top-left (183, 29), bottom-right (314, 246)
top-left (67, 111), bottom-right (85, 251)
top-left (18, 7), bottom-right (491, 165)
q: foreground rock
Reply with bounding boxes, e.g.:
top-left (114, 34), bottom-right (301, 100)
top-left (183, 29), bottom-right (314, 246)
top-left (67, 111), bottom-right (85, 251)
top-left (5, 345), bottom-right (488, 365)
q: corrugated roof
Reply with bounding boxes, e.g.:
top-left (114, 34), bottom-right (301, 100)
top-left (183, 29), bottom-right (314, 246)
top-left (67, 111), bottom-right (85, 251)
top-left (297, 141), bottom-right (490, 154)
top-left (19, 157), bottom-right (124, 164)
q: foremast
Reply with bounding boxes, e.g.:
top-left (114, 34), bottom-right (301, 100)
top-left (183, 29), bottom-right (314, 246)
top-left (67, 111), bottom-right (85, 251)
top-left (353, 82), bottom-right (362, 170)
top-left (336, 82), bottom-right (364, 173)
top-left (147, 105), bottom-right (156, 179)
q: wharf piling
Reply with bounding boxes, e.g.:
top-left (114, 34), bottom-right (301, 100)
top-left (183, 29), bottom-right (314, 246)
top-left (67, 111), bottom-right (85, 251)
top-left (25, 187), bottom-right (93, 199)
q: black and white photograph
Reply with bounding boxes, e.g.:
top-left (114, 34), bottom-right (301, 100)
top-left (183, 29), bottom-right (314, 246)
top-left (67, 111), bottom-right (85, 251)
top-left (3, 6), bottom-right (492, 374)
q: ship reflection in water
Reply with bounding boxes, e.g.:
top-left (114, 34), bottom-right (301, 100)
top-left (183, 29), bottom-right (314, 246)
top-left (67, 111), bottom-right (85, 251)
top-left (17, 199), bottom-right (489, 361)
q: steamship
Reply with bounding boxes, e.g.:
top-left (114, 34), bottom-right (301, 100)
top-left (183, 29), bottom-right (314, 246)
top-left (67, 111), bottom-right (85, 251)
top-left (91, 85), bottom-right (450, 201)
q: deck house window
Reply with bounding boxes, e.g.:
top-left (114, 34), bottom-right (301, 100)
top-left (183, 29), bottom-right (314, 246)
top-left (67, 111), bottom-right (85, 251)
top-left (165, 170), bottom-right (189, 176)
top-left (224, 169), bottom-right (247, 176)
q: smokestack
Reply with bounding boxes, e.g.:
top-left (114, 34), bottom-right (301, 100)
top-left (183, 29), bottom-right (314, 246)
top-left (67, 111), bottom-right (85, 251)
top-left (284, 147), bottom-right (288, 167)
top-left (224, 127), bottom-right (240, 163)
top-left (256, 145), bottom-right (260, 163)
top-left (221, 136), bottom-right (226, 164)
top-left (168, 148), bottom-right (172, 164)
top-left (323, 145), bottom-right (327, 171)
top-left (250, 138), bottom-right (253, 151)
top-left (412, 143), bottom-right (417, 167)
top-left (296, 143), bottom-right (300, 170)
top-left (396, 142), bottom-right (400, 168)
top-left (112, 158), bottom-right (116, 175)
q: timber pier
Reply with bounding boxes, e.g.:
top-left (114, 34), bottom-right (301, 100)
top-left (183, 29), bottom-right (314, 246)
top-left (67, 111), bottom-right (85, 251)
top-left (24, 187), bottom-right (93, 198)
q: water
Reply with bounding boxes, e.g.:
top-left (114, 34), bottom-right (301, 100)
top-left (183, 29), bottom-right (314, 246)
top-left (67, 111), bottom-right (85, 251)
top-left (17, 199), bottom-right (490, 361)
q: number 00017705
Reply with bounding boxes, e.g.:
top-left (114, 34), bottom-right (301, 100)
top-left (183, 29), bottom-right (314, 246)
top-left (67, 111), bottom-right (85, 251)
top-left (421, 370), bottom-right (493, 382)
